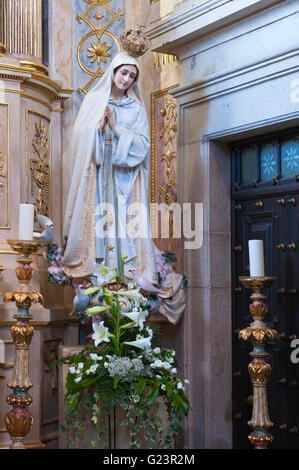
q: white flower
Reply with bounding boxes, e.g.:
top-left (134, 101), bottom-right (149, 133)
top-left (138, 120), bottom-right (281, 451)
top-left (163, 362), bottom-right (171, 370)
top-left (168, 357), bottom-right (174, 364)
top-left (161, 384), bottom-right (166, 391)
top-left (104, 362), bottom-right (109, 368)
top-left (133, 395), bottom-right (140, 403)
top-left (91, 321), bottom-right (110, 347)
top-left (171, 367), bottom-right (177, 374)
top-left (153, 347), bottom-right (161, 354)
top-left (78, 362), bottom-right (84, 369)
top-left (155, 374), bottom-right (161, 379)
top-left (152, 359), bottom-right (163, 368)
top-left (74, 376), bottom-right (82, 383)
top-left (121, 310), bottom-right (148, 330)
top-left (89, 364), bottom-right (99, 374)
top-left (69, 366), bottom-right (76, 375)
top-left (115, 288), bottom-right (146, 308)
top-left (90, 353), bottom-right (103, 361)
top-left (177, 382), bottom-right (183, 390)
top-left (125, 334), bottom-right (152, 351)
top-left (146, 326), bottom-right (153, 339)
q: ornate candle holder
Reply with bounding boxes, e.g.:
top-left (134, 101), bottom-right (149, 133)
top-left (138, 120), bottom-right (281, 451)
top-left (3, 239), bottom-right (44, 449)
top-left (238, 276), bottom-right (279, 449)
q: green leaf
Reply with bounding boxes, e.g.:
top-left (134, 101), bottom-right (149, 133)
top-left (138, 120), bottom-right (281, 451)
top-left (120, 321), bottom-right (136, 330)
top-left (146, 382), bottom-right (160, 406)
top-left (66, 392), bottom-right (80, 413)
top-left (84, 286), bottom-right (101, 296)
top-left (113, 375), bottom-right (119, 390)
top-left (135, 378), bottom-right (147, 396)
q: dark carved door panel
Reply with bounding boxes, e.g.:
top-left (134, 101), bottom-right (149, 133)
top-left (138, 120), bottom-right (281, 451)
top-left (232, 128), bottom-right (299, 449)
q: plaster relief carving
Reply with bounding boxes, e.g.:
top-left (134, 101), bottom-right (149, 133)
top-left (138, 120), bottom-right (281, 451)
top-left (26, 112), bottom-right (51, 227)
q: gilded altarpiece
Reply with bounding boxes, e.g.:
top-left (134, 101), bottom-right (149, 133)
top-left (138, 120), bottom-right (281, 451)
top-left (0, 103), bottom-right (10, 229)
top-left (150, 86), bottom-right (182, 272)
top-left (26, 111), bottom-right (51, 229)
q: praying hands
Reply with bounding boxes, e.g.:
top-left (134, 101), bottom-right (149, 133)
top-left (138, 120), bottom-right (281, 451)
top-left (99, 106), bottom-right (115, 131)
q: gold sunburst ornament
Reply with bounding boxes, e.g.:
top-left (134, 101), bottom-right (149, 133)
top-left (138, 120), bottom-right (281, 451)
top-left (87, 40), bottom-right (111, 64)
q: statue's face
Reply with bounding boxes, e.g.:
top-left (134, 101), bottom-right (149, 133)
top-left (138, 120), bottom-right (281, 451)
top-left (113, 64), bottom-right (138, 93)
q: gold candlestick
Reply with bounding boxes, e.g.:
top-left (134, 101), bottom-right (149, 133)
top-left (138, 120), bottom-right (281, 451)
top-left (238, 276), bottom-right (279, 449)
top-left (3, 239), bottom-right (44, 449)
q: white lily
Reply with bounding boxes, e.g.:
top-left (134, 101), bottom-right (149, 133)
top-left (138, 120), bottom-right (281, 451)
top-left (125, 334), bottom-right (152, 351)
top-left (121, 310), bottom-right (148, 330)
top-left (91, 321), bottom-right (110, 347)
top-left (146, 326), bottom-right (153, 339)
top-left (115, 289), bottom-right (147, 308)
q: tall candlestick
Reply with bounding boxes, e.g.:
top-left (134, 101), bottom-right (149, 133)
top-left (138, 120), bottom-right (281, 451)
top-left (249, 239), bottom-right (265, 277)
top-left (18, 204), bottom-right (34, 241)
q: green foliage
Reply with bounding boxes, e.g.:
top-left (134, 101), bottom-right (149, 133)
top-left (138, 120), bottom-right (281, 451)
top-left (58, 260), bottom-right (190, 449)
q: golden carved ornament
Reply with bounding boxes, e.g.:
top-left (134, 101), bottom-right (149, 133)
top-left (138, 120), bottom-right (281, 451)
top-left (248, 361), bottom-right (271, 383)
top-left (248, 434), bottom-right (274, 446)
top-left (4, 290), bottom-right (44, 307)
top-left (239, 327), bottom-right (279, 343)
top-left (7, 239), bottom-right (44, 259)
top-left (5, 414), bottom-right (33, 438)
top-left (0, 42), bottom-right (7, 57)
top-left (10, 325), bottom-right (34, 346)
top-left (239, 276), bottom-right (276, 293)
top-left (15, 266), bottom-right (34, 282)
top-left (249, 302), bottom-right (268, 319)
top-left (120, 28), bottom-right (150, 58)
top-left (7, 395), bottom-right (32, 407)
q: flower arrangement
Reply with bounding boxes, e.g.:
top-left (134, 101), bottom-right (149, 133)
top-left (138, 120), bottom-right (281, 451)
top-left (59, 259), bottom-right (190, 449)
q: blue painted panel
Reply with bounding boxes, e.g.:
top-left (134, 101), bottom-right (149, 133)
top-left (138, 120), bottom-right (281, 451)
top-left (73, 0), bottom-right (125, 119)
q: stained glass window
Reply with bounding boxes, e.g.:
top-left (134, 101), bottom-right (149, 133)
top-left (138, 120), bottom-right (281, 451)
top-left (233, 129), bottom-right (299, 191)
top-left (240, 147), bottom-right (257, 185)
top-left (281, 139), bottom-right (299, 179)
top-left (260, 143), bottom-right (278, 182)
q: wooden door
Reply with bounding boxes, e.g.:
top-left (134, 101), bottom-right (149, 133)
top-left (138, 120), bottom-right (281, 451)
top-left (232, 129), bottom-right (299, 448)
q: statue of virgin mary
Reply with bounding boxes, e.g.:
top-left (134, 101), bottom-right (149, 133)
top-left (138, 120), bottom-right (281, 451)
top-left (62, 32), bottom-right (186, 324)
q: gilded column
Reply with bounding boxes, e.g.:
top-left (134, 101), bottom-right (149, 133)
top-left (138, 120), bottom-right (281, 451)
top-left (0, 0), bottom-right (46, 73)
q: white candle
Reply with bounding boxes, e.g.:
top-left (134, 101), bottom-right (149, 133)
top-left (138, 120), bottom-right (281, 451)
top-left (19, 203), bottom-right (34, 240)
top-left (0, 340), bottom-right (4, 363)
top-left (248, 239), bottom-right (265, 277)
